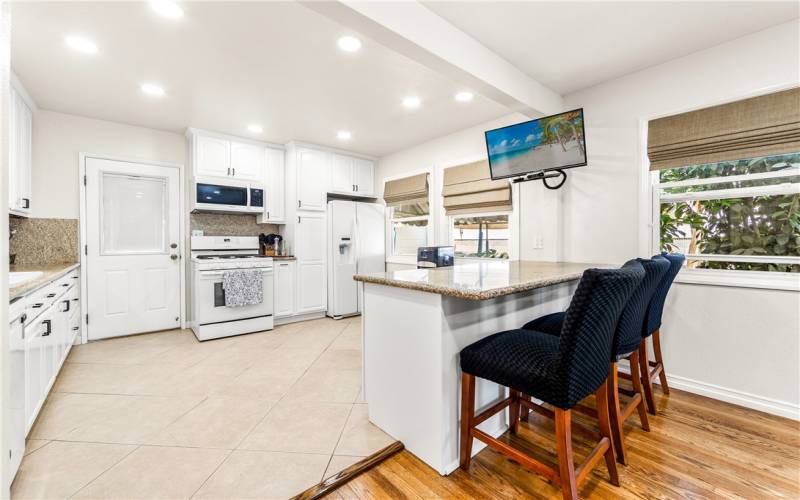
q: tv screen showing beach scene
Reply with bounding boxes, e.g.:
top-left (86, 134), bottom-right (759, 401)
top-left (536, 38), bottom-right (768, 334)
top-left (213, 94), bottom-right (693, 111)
top-left (485, 109), bottom-right (586, 180)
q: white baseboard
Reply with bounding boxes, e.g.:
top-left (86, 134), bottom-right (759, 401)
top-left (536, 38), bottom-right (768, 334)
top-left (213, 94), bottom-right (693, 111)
top-left (618, 363), bottom-right (799, 421)
top-left (666, 374), bottom-right (800, 421)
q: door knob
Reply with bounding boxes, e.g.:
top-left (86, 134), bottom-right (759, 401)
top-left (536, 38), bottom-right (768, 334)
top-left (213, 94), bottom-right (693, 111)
top-left (170, 254), bottom-right (178, 260)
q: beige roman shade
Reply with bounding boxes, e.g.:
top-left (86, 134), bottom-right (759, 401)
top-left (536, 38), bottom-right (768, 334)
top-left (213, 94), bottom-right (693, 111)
top-left (442, 160), bottom-right (511, 215)
top-left (383, 173), bottom-right (429, 207)
top-left (647, 87), bottom-right (800, 171)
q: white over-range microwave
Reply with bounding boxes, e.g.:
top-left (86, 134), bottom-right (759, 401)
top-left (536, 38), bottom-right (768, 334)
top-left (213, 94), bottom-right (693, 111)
top-left (191, 177), bottom-right (264, 214)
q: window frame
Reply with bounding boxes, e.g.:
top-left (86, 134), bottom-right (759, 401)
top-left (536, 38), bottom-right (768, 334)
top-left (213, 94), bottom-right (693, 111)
top-left (650, 161), bottom-right (800, 291)
top-left (447, 211), bottom-right (512, 261)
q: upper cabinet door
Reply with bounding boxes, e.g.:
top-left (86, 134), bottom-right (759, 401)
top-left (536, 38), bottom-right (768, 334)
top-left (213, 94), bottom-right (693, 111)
top-left (230, 141), bottom-right (265, 181)
top-left (353, 158), bottom-right (374, 197)
top-left (8, 88), bottom-right (19, 212)
top-left (195, 135), bottom-right (231, 178)
top-left (9, 87), bottom-right (32, 214)
top-left (296, 148), bottom-right (329, 211)
top-left (331, 154), bottom-right (354, 194)
top-left (264, 148), bottom-right (285, 223)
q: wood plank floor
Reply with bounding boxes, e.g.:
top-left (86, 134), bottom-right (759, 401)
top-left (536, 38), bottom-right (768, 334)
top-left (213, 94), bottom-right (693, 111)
top-left (326, 388), bottom-right (800, 499)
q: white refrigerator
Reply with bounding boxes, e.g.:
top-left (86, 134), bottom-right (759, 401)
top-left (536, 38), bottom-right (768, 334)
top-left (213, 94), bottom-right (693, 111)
top-left (327, 200), bottom-right (386, 318)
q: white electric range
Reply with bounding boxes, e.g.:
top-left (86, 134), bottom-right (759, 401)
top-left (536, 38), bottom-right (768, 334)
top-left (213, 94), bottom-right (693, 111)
top-left (190, 236), bottom-right (274, 341)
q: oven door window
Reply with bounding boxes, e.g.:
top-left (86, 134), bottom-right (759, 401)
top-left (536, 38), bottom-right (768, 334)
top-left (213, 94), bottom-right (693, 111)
top-left (214, 282), bottom-right (226, 307)
top-left (197, 184), bottom-right (248, 206)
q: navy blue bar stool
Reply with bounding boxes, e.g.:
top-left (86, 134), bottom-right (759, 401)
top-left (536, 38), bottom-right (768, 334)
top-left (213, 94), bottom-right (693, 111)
top-left (639, 252), bottom-right (685, 414)
top-left (522, 257), bottom-right (670, 464)
top-left (459, 264), bottom-right (644, 500)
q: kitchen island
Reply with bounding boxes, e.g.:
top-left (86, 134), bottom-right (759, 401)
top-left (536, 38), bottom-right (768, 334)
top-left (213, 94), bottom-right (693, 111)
top-left (353, 260), bottom-right (606, 475)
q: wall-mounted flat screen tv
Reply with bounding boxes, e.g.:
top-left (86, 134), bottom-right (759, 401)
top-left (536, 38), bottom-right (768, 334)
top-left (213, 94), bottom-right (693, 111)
top-left (485, 108), bottom-right (586, 180)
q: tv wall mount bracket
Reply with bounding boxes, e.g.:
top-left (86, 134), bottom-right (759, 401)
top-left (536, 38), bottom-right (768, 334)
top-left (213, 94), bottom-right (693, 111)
top-left (511, 169), bottom-right (567, 190)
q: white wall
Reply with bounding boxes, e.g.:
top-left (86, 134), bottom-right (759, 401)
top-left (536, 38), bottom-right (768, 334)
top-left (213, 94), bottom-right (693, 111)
top-left (378, 113), bottom-right (564, 262)
top-left (376, 20), bottom-right (800, 418)
top-left (31, 110), bottom-right (185, 219)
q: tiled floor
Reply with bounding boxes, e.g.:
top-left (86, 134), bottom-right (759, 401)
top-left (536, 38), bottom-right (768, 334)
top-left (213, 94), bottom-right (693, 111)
top-left (13, 317), bottom-right (396, 499)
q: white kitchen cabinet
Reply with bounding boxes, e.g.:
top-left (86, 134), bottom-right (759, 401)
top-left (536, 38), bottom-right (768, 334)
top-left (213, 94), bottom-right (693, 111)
top-left (230, 141), bottom-right (265, 181)
top-left (296, 148), bottom-right (329, 211)
top-left (9, 85), bottom-right (33, 216)
top-left (331, 154), bottom-right (354, 194)
top-left (195, 134), bottom-right (231, 178)
top-left (328, 154), bottom-right (374, 198)
top-left (353, 158), bottom-right (375, 196)
top-left (7, 303), bottom-right (26, 485)
top-left (295, 213), bottom-right (326, 313)
top-left (24, 310), bottom-right (48, 432)
top-left (274, 260), bottom-right (296, 317)
top-left (258, 147), bottom-right (286, 223)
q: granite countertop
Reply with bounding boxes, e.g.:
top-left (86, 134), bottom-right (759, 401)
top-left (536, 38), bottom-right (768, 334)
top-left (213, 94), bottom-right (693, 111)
top-left (353, 260), bottom-right (610, 300)
top-left (9, 262), bottom-right (80, 302)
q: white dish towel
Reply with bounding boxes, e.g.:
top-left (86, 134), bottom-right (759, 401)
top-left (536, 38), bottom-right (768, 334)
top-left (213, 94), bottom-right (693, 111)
top-left (222, 269), bottom-right (263, 307)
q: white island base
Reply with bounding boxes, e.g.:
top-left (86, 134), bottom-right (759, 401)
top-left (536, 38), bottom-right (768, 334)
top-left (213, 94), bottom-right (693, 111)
top-left (360, 274), bottom-right (580, 475)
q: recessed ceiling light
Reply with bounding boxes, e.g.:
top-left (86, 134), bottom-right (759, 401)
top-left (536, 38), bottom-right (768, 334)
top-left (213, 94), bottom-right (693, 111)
top-left (402, 96), bottom-right (421, 109)
top-left (64, 35), bottom-right (98, 54)
top-left (455, 91), bottom-right (474, 102)
top-left (140, 83), bottom-right (166, 97)
top-left (150, 0), bottom-right (184, 19)
top-left (337, 36), bottom-right (362, 53)
top-left (248, 124), bottom-right (264, 134)
top-left (337, 130), bottom-right (352, 141)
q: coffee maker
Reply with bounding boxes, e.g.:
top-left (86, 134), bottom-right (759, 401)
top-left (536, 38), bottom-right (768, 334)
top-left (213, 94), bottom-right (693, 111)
top-left (259, 233), bottom-right (284, 256)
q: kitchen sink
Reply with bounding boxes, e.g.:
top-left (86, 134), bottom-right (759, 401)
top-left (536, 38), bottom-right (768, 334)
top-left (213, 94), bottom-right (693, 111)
top-left (9, 271), bottom-right (43, 286)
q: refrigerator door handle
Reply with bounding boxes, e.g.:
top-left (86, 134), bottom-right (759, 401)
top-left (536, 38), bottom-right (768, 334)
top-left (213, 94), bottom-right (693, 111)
top-left (353, 214), bottom-right (359, 274)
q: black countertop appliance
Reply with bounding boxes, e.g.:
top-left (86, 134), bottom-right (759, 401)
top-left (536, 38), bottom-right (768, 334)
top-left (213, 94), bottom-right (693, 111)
top-left (417, 246), bottom-right (455, 269)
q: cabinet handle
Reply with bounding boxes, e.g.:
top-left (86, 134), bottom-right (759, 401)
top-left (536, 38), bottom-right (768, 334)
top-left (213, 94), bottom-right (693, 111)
top-left (72, 326), bottom-right (79, 331)
top-left (227, 167), bottom-right (231, 175)
top-left (22, 198), bottom-right (30, 209)
top-left (32, 302), bottom-right (44, 309)
top-left (280, 263), bottom-right (288, 267)
top-left (356, 184), bottom-right (359, 192)
top-left (298, 200), bottom-right (302, 208)
top-left (42, 319), bottom-right (52, 337)
top-left (297, 216), bottom-right (301, 224)
top-left (266, 211), bottom-right (270, 219)
top-left (46, 293), bottom-right (56, 298)
top-left (62, 283), bottom-right (70, 287)
top-left (232, 168), bottom-right (236, 176)
top-left (62, 299), bottom-right (70, 312)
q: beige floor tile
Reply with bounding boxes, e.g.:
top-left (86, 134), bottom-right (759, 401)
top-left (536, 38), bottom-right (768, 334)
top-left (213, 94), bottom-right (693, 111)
top-left (145, 397), bottom-right (275, 449)
top-left (312, 348), bottom-right (361, 371)
top-left (29, 393), bottom-right (130, 440)
top-left (61, 395), bottom-right (204, 444)
top-left (239, 400), bottom-right (352, 454)
top-left (286, 367), bottom-right (361, 404)
top-left (212, 363), bottom-right (306, 400)
top-left (23, 439), bottom-right (49, 456)
top-left (334, 404), bottom-right (395, 456)
top-left (329, 325), bottom-right (361, 350)
top-left (193, 450), bottom-right (329, 499)
top-left (11, 441), bottom-right (135, 499)
top-left (136, 360), bottom-right (251, 397)
top-left (323, 454), bottom-right (365, 480)
top-left (66, 341), bottom-right (176, 365)
top-left (279, 324), bottom-right (346, 349)
top-left (53, 362), bottom-right (181, 395)
top-left (73, 446), bottom-right (228, 499)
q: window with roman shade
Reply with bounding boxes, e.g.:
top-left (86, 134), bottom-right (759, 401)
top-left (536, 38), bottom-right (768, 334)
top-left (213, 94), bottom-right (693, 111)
top-left (647, 87), bottom-right (800, 171)
top-left (442, 160), bottom-right (511, 215)
top-left (384, 173), bottom-right (431, 256)
top-left (649, 88), bottom-right (800, 280)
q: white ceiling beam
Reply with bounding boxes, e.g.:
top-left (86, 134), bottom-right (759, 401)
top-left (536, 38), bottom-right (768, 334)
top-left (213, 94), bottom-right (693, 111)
top-left (301, 1), bottom-right (563, 117)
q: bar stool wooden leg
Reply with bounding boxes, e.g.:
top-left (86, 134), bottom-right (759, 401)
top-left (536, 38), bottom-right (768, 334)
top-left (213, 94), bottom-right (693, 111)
top-left (638, 340), bottom-right (657, 415)
top-left (606, 362), bottom-right (627, 465)
top-left (595, 382), bottom-right (620, 486)
top-left (509, 389), bottom-right (521, 434)
top-left (652, 329), bottom-right (670, 395)
top-left (554, 408), bottom-right (578, 500)
top-left (628, 350), bottom-right (651, 431)
top-left (460, 372), bottom-right (476, 470)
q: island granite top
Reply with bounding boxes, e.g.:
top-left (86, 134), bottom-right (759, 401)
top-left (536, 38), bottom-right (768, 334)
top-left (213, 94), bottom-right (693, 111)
top-left (353, 260), bottom-right (612, 300)
top-left (9, 262), bottom-right (80, 302)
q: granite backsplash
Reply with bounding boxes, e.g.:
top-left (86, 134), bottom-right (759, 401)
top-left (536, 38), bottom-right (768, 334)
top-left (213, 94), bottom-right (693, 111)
top-left (10, 217), bottom-right (79, 265)
top-left (190, 213), bottom-right (279, 237)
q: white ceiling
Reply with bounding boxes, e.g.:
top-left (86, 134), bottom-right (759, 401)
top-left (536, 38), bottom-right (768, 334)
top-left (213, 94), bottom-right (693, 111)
top-left (10, 1), bottom-right (509, 156)
top-left (423, 1), bottom-right (800, 95)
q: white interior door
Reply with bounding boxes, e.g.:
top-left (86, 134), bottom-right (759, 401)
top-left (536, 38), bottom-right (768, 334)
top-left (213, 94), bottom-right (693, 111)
top-left (85, 158), bottom-right (182, 340)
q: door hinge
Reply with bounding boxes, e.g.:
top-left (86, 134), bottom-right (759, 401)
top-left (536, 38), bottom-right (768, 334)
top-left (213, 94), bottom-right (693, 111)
top-left (84, 244), bottom-right (88, 255)
top-left (298, 200), bottom-right (302, 208)
top-left (83, 175), bottom-right (87, 186)
top-left (86, 314), bottom-right (89, 325)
